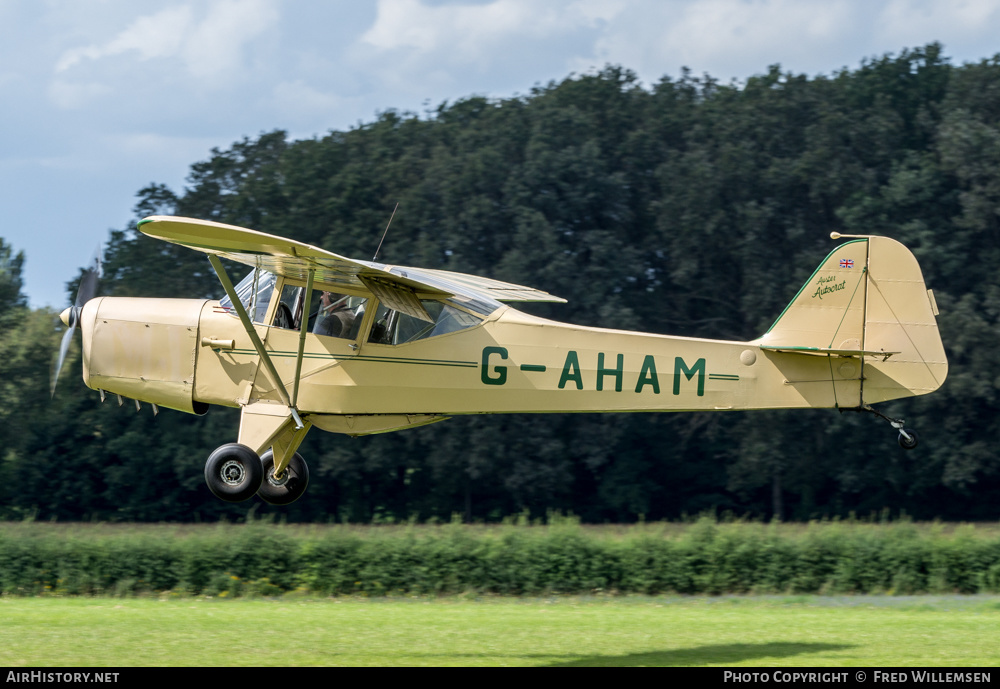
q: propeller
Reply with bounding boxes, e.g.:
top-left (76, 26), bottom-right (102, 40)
top-left (52, 250), bottom-right (102, 397)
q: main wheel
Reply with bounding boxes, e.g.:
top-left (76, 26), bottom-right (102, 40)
top-left (205, 443), bottom-right (264, 502)
top-left (898, 430), bottom-right (918, 450)
top-left (257, 450), bottom-right (310, 505)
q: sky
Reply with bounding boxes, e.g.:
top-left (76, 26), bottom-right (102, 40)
top-left (2, 0), bottom-right (1000, 308)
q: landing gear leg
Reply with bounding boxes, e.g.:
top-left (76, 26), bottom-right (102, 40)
top-left (850, 405), bottom-right (918, 450)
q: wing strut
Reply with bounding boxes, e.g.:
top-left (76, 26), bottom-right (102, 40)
top-left (292, 269), bottom-right (314, 408)
top-left (208, 255), bottom-right (304, 429)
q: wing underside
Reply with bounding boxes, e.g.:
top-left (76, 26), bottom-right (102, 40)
top-left (137, 216), bottom-right (566, 306)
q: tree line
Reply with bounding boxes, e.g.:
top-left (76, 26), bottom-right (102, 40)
top-left (2, 43), bottom-right (999, 522)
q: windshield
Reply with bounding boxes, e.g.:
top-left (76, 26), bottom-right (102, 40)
top-left (219, 269), bottom-right (276, 323)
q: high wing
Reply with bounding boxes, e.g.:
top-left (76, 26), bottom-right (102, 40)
top-left (407, 267), bottom-right (568, 303)
top-left (137, 215), bottom-right (566, 307)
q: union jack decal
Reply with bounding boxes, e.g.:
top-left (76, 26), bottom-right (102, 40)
top-left (840, 258), bottom-right (854, 268)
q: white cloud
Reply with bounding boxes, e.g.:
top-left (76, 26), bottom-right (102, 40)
top-left (363, 0), bottom-right (547, 56)
top-left (54, 5), bottom-right (194, 73)
top-left (52, 0), bottom-right (279, 93)
top-left (359, 0), bottom-right (607, 65)
top-left (350, 0), bottom-right (626, 97)
top-left (183, 0), bottom-right (279, 81)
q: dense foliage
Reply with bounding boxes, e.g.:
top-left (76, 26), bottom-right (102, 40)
top-left (3, 44), bottom-right (1000, 522)
top-left (2, 519), bottom-right (999, 596)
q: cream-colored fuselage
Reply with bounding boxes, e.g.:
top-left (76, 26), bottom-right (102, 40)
top-left (81, 295), bottom-right (906, 435)
top-left (79, 235), bottom-right (947, 436)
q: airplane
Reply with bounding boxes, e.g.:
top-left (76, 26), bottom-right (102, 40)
top-left (54, 216), bottom-right (948, 506)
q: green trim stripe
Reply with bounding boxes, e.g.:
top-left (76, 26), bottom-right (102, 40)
top-left (708, 374), bottom-right (740, 381)
top-left (224, 348), bottom-right (477, 368)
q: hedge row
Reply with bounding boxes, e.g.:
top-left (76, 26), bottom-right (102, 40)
top-left (2, 519), bottom-right (1000, 596)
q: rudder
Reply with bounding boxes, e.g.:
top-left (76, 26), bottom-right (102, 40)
top-left (861, 236), bottom-right (947, 403)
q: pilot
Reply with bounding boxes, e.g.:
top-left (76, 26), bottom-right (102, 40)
top-left (313, 291), bottom-right (356, 338)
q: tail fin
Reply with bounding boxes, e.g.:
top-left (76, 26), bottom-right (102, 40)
top-left (754, 235), bottom-right (947, 404)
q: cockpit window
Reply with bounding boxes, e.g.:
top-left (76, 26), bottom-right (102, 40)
top-left (222, 269), bottom-right (480, 345)
top-left (311, 291), bottom-right (368, 340)
top-left (368, 299), bottom-right (483, 345)
top-left (220, 269), bottom-right (276, 323)
top-left (273, 284), bottom-right (369, 340)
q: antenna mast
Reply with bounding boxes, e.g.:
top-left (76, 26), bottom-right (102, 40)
top-left (373, 202), bottom-right (398, 262)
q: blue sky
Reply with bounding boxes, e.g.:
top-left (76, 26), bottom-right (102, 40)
top-left (3, 0), bottom-right (1000, 308)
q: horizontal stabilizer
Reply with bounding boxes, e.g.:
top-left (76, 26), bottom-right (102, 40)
top-left (759, 346), bottom-right (900, 360)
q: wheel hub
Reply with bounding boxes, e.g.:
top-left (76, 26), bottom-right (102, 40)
top-left (266, 467), bottom-right (290, 487)
top-left (220, 459), bottom-right (246, 486)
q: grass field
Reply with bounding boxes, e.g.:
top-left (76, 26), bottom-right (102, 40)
top-left (2, 595), bottom-right (999, 667)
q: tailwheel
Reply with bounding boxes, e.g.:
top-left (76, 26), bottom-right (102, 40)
top-left (205, 443), bottom-right (263, 502)
top-left (257, 450), bottom-right (310, 505)
top-left (847, 405), bottom-right (920, 451)
top-left (898, 429), bottom-right (918, 450)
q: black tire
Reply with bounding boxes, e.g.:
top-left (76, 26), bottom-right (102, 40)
top-left (898, 430), bottom-right (918, 450)
top-left (205, 443), bottom-right (263, 502)
top-left (257, 450), bottom-right (310, 505)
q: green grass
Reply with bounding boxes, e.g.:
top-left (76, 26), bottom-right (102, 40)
top-left (1, 596), bottom-right (998, 667)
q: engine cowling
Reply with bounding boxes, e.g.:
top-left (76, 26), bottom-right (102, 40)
top-left (80, 297), bottom-right (209, 414)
